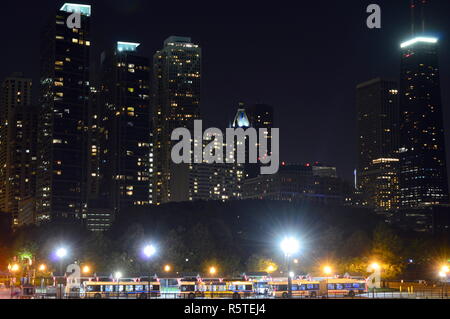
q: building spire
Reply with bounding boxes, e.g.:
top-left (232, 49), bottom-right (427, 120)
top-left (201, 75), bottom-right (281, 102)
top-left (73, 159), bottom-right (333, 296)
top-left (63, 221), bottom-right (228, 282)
top-left (410, 0), bottom-right (415, 35)
top-left (411, 0), bottom-right (428, 35)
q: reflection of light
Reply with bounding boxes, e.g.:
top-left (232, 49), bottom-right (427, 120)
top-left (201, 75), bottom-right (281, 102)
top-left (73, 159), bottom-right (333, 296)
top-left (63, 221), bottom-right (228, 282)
top-left (439, 271), bottom-right (447, 279)
top-left (280, 237), bottom-right (300, 256)
top-left (400, 37), bottom-right (438, 48)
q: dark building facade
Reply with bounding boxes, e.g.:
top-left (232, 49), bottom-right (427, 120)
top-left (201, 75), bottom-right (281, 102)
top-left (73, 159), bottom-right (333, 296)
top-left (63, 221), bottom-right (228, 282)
top-left (243, 163), bottom-right (346, 206)
top-left (36, 4), bottom-right (91, 222)
top-left (398, 36), bottom-right (449, 208)
top-left (152, 36), bottom-right (201, 204)
top-left (0, 73), bottom-right (37, 226)
top-left (356, 78), bottom-right (400, 212)
top-left (97, 41), bottom-right (152, 214)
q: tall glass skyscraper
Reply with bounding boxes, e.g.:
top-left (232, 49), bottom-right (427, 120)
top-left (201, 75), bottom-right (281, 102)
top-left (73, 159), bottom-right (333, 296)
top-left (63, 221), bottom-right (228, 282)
top-left (98, 41), bottom-right (152, 212)
top-left (36, 3), bottom-right (91, 222)
top-left (152, 36), bottom-right (201, 204)
top-left (399, 36), bottom-right (449, 208)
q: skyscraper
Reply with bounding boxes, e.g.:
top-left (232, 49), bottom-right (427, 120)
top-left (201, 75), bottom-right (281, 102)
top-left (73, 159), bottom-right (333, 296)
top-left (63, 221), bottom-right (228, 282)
top-left (152, 36), bottom-right (201, 204)
top-left (36, 3), bottom-right (91, 222)
top-left (231, 103), bottom-right (274, 179)
top-left (356, 78), bottom-right (400, 212)
top-left (98, 41), bottom-right (152, 213)
top-left (398, 35), bottom-right (449, 208)
top-left (0, 73), bottom-right (37, 226)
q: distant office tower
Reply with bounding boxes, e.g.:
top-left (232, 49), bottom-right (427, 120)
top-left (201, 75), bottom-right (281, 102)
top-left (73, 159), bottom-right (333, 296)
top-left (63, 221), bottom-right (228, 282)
top-left (398, 36), bottom-right (449, 208)
top-left (356, 78), bottom-right (400, 212)
top-left (0, 73), bottom-right (37, 226)
top-left (98, 41), bottom-right (152, 213)
top-left (243, 163), bottom-right (345, 205)
top-left (36, 3), bottom-right (91, 222)
top-left (152, 36), bottom-right (201, 204)
top-left (231, 103), bottom-right (274, 179)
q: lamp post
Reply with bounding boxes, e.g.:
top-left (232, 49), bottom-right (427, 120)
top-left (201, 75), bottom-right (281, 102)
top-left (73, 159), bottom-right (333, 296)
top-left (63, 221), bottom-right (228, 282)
top-left (143, 244), bottom-right (156, 298)
top-left (323, 266), bottom-right (333, 298)
top-left (439, 265), bottom-right (449, 299)
top-left (55, 247), bottom-right (68, 299)
top-left (8, 263), bottom-right (20, 299)
top-left (280, 237), bottom-right (300, 299)
top-left (114, 272), bottom-right (122, 299)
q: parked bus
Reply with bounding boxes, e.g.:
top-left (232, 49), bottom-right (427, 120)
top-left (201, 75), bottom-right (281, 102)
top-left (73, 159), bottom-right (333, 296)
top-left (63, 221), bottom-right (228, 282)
top-left (320, 278), bottom-right (367, 297)
top-left (193, 279), bottom-right (254, 299)
top-left (269, 280), bottom-right (320, 298)
top-left (82, 280), bottom-right (161, 299)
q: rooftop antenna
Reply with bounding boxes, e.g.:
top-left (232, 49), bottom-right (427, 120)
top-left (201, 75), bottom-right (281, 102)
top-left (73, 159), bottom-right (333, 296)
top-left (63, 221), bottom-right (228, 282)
top-left (421, 0), bottom-right (427, 33)
top-left (410, 0), bottom-right (416, 35)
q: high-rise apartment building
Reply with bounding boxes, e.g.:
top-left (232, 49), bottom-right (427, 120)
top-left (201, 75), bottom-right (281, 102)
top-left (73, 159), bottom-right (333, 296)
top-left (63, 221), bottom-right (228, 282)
top-left (356, 78), bottom-right (400, 212)
top-left (98, 41), bottom-right (152, 213)
top-left (0, 73), bottom-right (37, 226)
top-left (152, 36), bottom-right (201, 204)
top-left (36, 3), bottom-right (91, 222)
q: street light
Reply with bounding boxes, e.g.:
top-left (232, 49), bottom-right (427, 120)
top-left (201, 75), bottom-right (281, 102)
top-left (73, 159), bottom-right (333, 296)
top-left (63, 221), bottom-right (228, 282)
top-left (82, 265), bottom-right (91, 275)
top-left (267, 265), bottom-right (276, 274)
top-left (164, 265), bottom-right (172, 273)
top-left (54, 247), bottom-right (68, 299)
top-left (322, 265), bottom-right (333, 298)
top-left (8, 263), bottom-right (20, 298)
top-left (209, 266), bottom-right (217, 276)
top-left (114, 271), bottom-right (122, 299)
top-left (370, 262), bottom-right (381, 271)
top-left (280, 237), bottom-right (300, 299)
top-left (38, 264), bottom-right (47, 272)
top-left (142, 244), bottom-right (157, 298)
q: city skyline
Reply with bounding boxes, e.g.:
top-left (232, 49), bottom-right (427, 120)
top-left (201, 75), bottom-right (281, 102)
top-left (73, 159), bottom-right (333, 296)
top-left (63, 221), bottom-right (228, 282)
top-left (1, 0), bottom-right (450, 182)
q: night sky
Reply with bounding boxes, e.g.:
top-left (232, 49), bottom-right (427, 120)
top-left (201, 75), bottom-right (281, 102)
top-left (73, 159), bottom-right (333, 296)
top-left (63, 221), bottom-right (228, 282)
top-left (1, 0), bottom-right (450, 182)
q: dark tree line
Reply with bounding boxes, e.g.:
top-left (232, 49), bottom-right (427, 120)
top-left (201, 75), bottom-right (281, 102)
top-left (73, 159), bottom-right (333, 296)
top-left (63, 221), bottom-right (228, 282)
top-left (1, 201), bottom-right (449, 279)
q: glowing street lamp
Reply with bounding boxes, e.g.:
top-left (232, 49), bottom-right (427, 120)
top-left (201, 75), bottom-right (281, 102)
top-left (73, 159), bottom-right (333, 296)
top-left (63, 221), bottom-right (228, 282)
top-left (38, 264), bottom-right (47, 272)
top-left (441, 265), bottom-right (449, 274)
top-left (370, 262), bottom-right (381, 271)
top-left (322, 265), bottom-right (333, 298)
top-left (56, 247), bottom-right (68, 259)
top-left (9, 264), bottom-right (20, 273)
top-left (143, 245), bottom-right (156, 258)
top-left (267, 265), bottom-right (276, 273)
top-left (164, 265), bottom-right (172, 273)
top-left (280, 237), bottom-right (300, 257)
top-left (280, 236), bottom-right (300, 299)
top-left (209, 266), bottom-right (217, 276)
top-left (82, 265), bottom-right (91, 275)
top-left (323, 266), bottom-right (333, 276)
